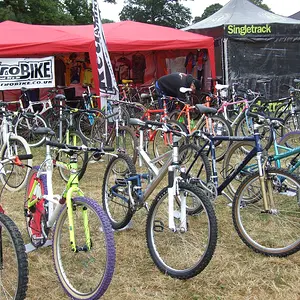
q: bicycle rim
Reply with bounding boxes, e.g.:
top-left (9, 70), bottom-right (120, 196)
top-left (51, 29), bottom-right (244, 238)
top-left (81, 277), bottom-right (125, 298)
top-left (233, 168), bottom-right (300, 256)
top-left (146, 183), bottom-right (217, 279)
top-left (52, 197), bottom-right (115, 300)
top-left (15, 115), bottom-right (47, 147)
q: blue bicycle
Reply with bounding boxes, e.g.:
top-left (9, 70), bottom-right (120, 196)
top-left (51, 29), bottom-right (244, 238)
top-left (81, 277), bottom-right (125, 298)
top-left (185, 104), bottom-right (300, 257)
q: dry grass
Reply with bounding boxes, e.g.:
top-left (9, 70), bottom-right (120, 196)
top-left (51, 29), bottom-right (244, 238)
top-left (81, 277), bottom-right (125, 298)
top-left (1, 147), bottom-right (300, 300)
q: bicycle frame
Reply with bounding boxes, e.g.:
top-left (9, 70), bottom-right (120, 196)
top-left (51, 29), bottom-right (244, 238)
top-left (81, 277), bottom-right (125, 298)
top-left (217, 99), bottom-right (249, 127)
top-left (26, 144), bottom-right (86, 252)
top-left (111, 126), bottom-right (186, 231)
top-left (187, 125), bottom-right (273, 208)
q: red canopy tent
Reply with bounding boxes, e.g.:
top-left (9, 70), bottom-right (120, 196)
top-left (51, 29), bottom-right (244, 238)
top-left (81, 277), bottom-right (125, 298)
top-left (0, 20), bottom-right (216, 96)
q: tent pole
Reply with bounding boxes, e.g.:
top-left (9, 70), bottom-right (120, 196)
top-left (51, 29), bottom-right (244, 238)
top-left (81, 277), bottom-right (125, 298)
top-left (223, 38), bottom-right (229, 84)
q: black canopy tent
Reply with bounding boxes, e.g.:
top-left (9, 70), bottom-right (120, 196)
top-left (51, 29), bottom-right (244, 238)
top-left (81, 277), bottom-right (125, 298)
top-left (184, 0), bottom-right (300, 98)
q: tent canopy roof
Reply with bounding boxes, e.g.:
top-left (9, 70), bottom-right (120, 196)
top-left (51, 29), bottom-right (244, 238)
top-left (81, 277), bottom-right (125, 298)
top-left (0, 20), bottom-right (214, 56)
top-left (184, 0), bottom-right (300, 31)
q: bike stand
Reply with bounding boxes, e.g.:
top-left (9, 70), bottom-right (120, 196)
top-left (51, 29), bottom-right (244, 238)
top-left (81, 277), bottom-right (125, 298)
top-left (25, 240), bottom-right (53, 253)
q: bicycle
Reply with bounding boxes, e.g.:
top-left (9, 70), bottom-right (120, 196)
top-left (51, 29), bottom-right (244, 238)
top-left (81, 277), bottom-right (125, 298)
top-left (0, 102), bottom-right (32, 191)
top-left (24, 128), bottom-right (116, 300)
top-left (169, 88), bottom-right (232, 161)
top-left (182, 104), bottom-right (300, 257)
top-left (90, 96), bottom-right (138, 164)
top-left (7, 90), bottom-right (49, 148)
top-left (102, 118), bottom-right (217, 279)
top-left (47, 94), bottom-right (89, 182)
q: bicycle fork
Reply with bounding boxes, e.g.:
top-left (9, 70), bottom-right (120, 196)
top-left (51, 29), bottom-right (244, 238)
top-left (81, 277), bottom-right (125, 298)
top-left (168, 142), bottom-right (187, 233)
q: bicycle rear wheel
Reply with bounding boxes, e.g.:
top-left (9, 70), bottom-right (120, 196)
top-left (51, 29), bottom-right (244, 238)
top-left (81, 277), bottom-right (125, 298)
top-left (15, 114), bottom-right (47, 147)
top-left (102, 153), bottom-right (136, 230)
top-left (146, 182), bottom-right (217, 279)
top-left (222, 141), bottom-right (257, 199)
top-left (152, 120), bottom-right (187, 164)
top-left (24, 167), bottom-right (49, 248)
top-left (232, 168), bottom-right (300, 256)
top-left (109, 125), bottom-right (138, 165)
top-left (278, 131), bottom-right (300, 176)
top-left (197, 115), bottom-right (232, 162)
top-left (0, 212), bottom-right (28, 300)
top-left (52, 196), bottom-right (116, 300)
top-left (77, 109), bottom-right (104, 142)
top-left (0, 136), bottom-right (32, 192)
top-left (58, 131), bottom-right (88, 182)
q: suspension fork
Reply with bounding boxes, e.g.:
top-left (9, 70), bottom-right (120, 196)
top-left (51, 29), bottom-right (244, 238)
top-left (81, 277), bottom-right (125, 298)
top-left (167, 141), bottom-right (186, 232)
top-left (254, 130), bottom-right (271, 211)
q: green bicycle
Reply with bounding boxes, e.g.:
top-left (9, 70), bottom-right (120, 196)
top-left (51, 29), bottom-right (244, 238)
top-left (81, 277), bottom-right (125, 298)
top-left (24, 128), bottom-right (116, 300)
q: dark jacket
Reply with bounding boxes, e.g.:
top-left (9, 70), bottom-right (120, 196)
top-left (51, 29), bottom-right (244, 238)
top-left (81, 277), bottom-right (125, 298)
top-left (156, 72), bottom-right (199, 99)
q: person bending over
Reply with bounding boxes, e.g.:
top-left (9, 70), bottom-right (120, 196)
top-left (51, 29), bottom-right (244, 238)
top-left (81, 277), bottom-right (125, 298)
top-left (155, 72), bottom-right (201, 110)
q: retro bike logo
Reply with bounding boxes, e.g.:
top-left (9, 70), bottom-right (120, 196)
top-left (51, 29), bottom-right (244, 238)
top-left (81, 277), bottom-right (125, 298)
top-left (0, 59), bottom-right (53, 82)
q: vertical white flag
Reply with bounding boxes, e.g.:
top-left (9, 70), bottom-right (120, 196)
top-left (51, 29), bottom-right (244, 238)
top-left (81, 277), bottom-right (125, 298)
top-left (92, 0), bottom-right (118, 96)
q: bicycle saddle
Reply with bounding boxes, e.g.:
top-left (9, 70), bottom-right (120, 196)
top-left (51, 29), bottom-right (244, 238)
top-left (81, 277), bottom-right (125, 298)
top-left (215, 84), bottom-right (229, 90)
top-left (195, 104), bottom-right (217, 115)
top-left (179, 87), bottom-right (192, 94)
top-left (257, 79), bottom-right (271, 83)
top-left (55, 94), bottom-right (66, 101)
top-left (129, 118), bottom-right (145, 127)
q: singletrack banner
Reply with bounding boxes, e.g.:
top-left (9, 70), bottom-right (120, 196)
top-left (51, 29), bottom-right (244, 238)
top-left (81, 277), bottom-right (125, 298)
top-left (92, 0), bottom-right (118, 96)
top-left (0, 56), bottom-right (55, 91)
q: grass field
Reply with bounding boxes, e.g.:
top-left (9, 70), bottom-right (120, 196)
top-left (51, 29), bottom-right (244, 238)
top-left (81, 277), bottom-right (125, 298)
top-left (1, 147), bottom-right (300, 300)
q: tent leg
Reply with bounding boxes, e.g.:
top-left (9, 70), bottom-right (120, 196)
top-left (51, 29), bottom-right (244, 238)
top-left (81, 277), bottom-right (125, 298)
top-left (223, 38), bottom-right (229, 85)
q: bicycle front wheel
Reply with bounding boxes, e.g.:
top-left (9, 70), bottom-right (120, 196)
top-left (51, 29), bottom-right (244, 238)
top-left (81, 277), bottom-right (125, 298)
top-left (15, 114), bottom-right (47, 147)
top-left (146, 182), bottom-right (218, 279)
top-left (0, 212), bottom-right (28, 300)
top-left (0, 136), bottom-right (32, 192)
top-left (52, 196), bottom-right (116, 300)
top-left (102, 153), bottom-right (136, 230)
top-left (232, 167), bottom-right (300, 256)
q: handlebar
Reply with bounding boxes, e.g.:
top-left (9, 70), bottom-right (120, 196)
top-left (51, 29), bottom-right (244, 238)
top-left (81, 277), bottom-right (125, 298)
top-left (246, 111), bottom-right (284, 127)
top-left (45, 140), bottom-right (114, 154)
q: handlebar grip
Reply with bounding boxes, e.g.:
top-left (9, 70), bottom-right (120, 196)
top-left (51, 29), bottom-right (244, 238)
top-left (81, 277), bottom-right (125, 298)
top-left (247, 111), bottom-right (265, 119)
top-left (145, 120), bottom-right (165, 127)
top-left (102, 146), bottom-right (114, 152)
top-left (45, 140), bottom-right (75, 150)
top-left (18, 154), bottom-right (33, 160)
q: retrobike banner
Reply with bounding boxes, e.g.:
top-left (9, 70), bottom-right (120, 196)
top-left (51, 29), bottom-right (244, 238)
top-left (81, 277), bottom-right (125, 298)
top-left (0, 56), bottom-right (55, 91)
top-left (92, 0), bottom-right (118, 97)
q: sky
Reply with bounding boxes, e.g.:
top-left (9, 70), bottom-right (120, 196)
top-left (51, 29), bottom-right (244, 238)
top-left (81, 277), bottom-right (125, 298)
top-left (98, 0), bottom-right (300, 22)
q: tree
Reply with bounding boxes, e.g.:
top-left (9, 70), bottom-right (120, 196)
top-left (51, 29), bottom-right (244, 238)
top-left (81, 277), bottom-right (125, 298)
top-left (192, 0), bottom-right (271, 24)
top-left (119, 0), bottom-right (192, 29)
top-left (64, 0), bottom-right (93, 24)
top-left (250, 0), bottom-right (271, 11)
top-left (0, 0), bottom-right (93, 24)
top-left (102, 18), bottom-right (115, 23)
top-left (194, 3), bottom-right (222, 22)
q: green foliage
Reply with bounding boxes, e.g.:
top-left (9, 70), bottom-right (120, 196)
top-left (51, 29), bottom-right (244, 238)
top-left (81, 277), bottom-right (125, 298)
top-left (102, 18), bottom-right (115, 23)
top-left (119, 0), bottom-right (192, 29)
top-left (0, 0), bottom-right (93, 24)
top-left (195, 3), bottom-right (222, 22)
top-left (250, 0), bottom-right (271, 11)
top-left (192, 0), bottom-right (271, 24)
